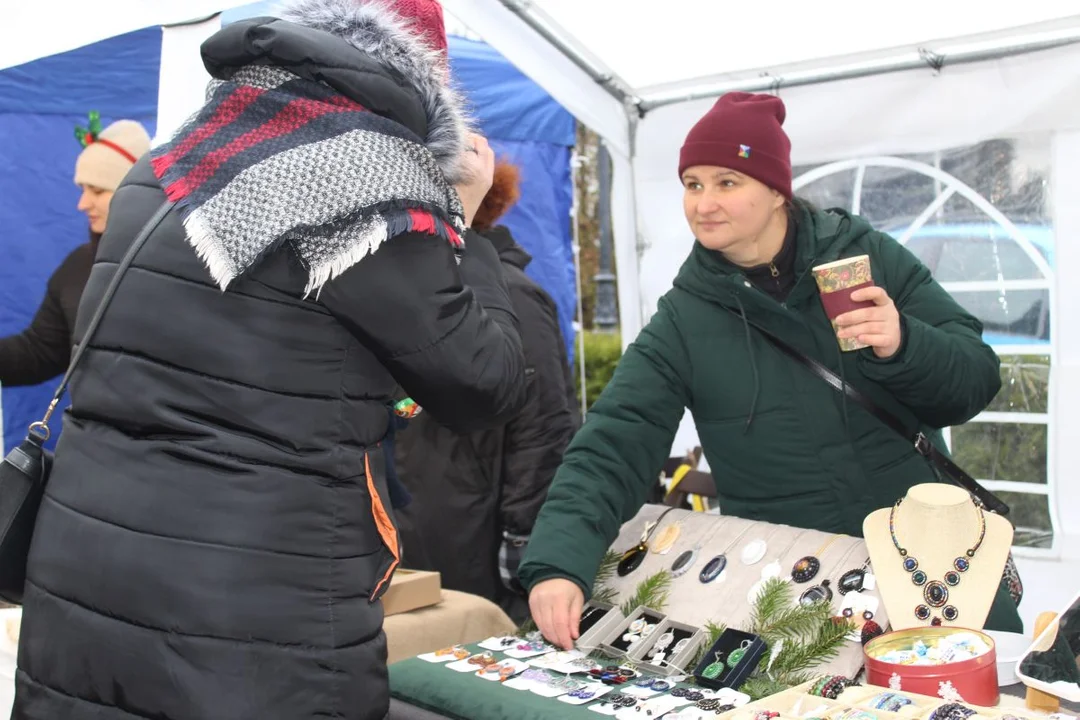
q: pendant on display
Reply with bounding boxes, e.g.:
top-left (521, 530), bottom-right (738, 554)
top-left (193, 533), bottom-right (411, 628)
top-left (671, 547), bottom-right (700, 577)
top-left (617, 543), bottom-right (648, 577)
top-left (791, 555), bottom-right (821, 584)
top-left (699, 554), bottom-right (728, 583)
top-left (838, 568), bottom-right (866, 594)
top-left (747, 578), bottom-right (767, 604)
top-left (761, 558), bottom-right (783, 579)
top-left (651, 523), bottom-right (682, 555)
top-left (799, 579), bottom-right (833, 606)
top-left (924, 581), bottom-right (949, 608)
top-left (741, 539), bottom-right (768, 565)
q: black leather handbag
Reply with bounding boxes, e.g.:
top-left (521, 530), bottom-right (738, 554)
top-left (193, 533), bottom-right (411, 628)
top-left (0, 201), bottom-right (173, 603)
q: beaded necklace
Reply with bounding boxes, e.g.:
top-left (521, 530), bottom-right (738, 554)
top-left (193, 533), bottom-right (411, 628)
top-left (889, 497), bottom-right (986, 625)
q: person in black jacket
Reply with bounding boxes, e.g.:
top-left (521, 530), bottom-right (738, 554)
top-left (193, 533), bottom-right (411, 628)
top-left (395, 161), bottom-right (579, 623)
top-left (0, 118), bottom-right (150, 386)
top-left (13, 2), bottom-right (525, 719)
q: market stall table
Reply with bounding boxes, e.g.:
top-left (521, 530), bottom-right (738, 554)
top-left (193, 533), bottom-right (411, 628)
top-left (387, 650), bottom-right (1080, 720)
top-left (388, 643), bottom-right (689, 720)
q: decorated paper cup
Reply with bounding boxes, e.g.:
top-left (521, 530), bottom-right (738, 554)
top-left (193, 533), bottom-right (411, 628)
top-left (812, 255), bottom-right (875, 352)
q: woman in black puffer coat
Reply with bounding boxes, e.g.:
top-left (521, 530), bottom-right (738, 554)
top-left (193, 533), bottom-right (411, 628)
top-left (12, 1), bottom-right (526, 718)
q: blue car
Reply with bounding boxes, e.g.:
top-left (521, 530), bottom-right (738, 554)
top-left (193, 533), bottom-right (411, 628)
top-left (890, 222), bottom-right (1053, 347)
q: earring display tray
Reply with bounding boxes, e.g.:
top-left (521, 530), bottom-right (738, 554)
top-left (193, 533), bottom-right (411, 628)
top-left (598, 606), bottom-right (667, 658)
top-left (575, 600), bottom-right (625, 651)
top-left (693, 628), bottom-right (767, 691)
top-left (629, 618), bottom-right (707, 676)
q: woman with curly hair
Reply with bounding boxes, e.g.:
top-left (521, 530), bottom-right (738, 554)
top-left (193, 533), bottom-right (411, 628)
top-left (395, 160), bottom-right (579, 623)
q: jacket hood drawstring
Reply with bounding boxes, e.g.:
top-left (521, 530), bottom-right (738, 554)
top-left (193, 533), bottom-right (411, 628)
top-left (734, 293), bottom-right (761, 434)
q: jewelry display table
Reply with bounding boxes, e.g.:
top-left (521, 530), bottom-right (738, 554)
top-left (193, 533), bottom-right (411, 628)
top-left (387, 657), bottom-right (1077, 720)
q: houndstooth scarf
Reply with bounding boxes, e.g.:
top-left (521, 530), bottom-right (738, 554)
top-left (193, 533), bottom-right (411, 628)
top-left (150, 64), bottom-right (465, 295)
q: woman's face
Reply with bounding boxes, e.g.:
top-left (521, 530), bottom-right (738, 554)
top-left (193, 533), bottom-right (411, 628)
top-left (682, 166), bottom-right (784, 254)
top-left (77, 185), bottom-right (114, 234)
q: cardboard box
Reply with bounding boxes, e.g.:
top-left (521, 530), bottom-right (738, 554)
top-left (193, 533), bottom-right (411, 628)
top-left (382, 569), bottom-right (442, 616)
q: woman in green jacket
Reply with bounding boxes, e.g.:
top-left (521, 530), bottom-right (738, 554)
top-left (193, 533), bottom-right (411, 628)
top-left (520, 92), bottom-right (1018, 648)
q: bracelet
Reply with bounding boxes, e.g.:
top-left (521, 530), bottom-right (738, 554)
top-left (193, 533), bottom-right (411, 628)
top-left (930, 704), bottom-right (977, 720)
top-left (871, 692), bottom-right (913, 713)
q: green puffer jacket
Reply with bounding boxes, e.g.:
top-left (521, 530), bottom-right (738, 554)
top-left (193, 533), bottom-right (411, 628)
top-left (520, 202), bottom-right (1023, 632)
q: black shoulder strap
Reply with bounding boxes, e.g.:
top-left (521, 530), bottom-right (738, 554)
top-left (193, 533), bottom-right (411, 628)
top-left (747, 321), bottom-right (1009, 516)
top-left (29, 201), bottom-right (175, 440)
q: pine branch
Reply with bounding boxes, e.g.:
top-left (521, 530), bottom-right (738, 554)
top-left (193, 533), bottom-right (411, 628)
top-left (594, 550), bottom-right (621, 589)
top-left (766, 617), bottom-right (853, 677)
top-left (515, 617), bottom-right (538, 638)
top-left (757, 601), bottom-right (836, 644)
top-left (704, 621), bottom-right (726, 647)
top-left (619, 570), bottom-right (672, 616)
top-left (592, 586), bottom-right (619, 605)
top-left (741, 675), bottom-right (793, 701)
top-left (739, 575), bottom-right (855, 696)
top-left (747, 578), bottom-right (793, 634)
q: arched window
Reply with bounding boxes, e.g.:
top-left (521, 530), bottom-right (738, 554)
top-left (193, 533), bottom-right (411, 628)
top-left (795, 142), bottom-right (1057, 554)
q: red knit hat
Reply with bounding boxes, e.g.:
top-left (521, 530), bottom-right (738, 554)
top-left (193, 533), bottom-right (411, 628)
top-left (387, 0), bottom-right (448, 56)
top-left (678, 92), bottom-right (792, 199)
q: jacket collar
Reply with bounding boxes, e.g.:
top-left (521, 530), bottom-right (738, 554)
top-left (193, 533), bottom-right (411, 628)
top-left (674, 201), bottom-right (863, 314)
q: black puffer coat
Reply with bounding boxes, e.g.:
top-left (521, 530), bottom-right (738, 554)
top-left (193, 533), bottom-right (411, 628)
top-left (395, 227), bottom-right (578, 619)
top-left (12, 11), bottom-right (525, 720)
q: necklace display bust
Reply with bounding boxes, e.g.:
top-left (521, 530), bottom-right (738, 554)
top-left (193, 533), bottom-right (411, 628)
top-left (863, 483), bottom-right (1012, 631)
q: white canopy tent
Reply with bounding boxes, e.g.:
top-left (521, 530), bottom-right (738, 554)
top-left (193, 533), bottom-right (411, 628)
top-left (3, 1), bottom-right (1077, 625)
top-left (443, 1), bottom-right (1080, 576)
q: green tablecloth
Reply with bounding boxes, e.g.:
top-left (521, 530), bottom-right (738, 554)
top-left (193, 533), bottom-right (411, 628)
top-left (389, 644), bottom-right (690, 720)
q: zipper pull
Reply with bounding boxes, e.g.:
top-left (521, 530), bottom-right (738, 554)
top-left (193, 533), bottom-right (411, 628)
top-left (769, 263), bottom-right (780, 278)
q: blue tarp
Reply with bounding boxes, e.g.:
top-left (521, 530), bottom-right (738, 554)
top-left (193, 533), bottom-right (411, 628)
top-left (0, 23), bottom-right (575, 453)
top-left (0, 28), bottom-right (160, 453)
top-left (449, 35), bottom-right (577, 363)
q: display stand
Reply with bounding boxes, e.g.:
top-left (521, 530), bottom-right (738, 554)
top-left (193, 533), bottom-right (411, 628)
top-left (600, 505), bottom-right (888, 679)
top-left (863, 484), bottom-right (1012, 631)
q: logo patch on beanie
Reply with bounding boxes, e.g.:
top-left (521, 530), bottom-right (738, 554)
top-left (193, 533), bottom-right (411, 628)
top-left (738, 145), bottom-right (751, 159)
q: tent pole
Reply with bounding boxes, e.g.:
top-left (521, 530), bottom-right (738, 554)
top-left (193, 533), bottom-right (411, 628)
top-left (594, 141), bottom-right (618, 332)
top-left (570, 145), bottom-right (588, 421)
top-left (493, 0), bottom-right (635, 105)
top-left (639, 25), bottom-right (1080, 112)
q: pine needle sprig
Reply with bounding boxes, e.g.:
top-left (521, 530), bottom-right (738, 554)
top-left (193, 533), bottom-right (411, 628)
top-left (619, 570), bottom-right (672, 616)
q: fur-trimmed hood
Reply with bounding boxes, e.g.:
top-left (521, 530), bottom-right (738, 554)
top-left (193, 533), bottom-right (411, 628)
top-left (276, 0), bottom-right (470, 183)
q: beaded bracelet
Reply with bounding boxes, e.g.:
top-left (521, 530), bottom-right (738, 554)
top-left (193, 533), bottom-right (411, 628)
top-left (929, 703), bottom-right (977, 720)
top-left (811, 676), bottom-right (833, 696)
top-left (871, 692), bottom-right (913, 713)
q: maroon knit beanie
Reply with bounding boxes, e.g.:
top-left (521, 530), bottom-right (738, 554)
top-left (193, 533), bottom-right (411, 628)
top-left (386, 0), bottom-right (448, 56)
top-left (678, 92), bottom-right (792, 199)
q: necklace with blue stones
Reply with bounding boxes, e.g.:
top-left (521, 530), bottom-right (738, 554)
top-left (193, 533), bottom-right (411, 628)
top-left (889, 497), bottom-right (985, 626)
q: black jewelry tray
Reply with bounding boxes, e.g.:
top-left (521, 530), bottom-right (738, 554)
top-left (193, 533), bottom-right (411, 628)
top-left (692, 628), bottom-right (767, 691)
